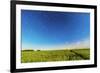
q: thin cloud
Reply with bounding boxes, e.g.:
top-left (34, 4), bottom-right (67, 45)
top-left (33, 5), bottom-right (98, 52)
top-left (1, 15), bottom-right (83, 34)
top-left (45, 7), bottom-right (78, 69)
top-left (65, 38), bottom-right (90, 49)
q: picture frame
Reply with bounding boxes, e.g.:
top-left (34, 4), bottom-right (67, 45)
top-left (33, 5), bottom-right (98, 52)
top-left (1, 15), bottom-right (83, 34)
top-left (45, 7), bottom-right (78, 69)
top-left (10, 0), bottom-right (97, 73)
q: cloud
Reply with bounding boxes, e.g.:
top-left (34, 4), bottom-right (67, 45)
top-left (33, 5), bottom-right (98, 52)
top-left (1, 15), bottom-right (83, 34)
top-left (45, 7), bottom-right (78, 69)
top-left (64, 38), bottom-right (90, 49)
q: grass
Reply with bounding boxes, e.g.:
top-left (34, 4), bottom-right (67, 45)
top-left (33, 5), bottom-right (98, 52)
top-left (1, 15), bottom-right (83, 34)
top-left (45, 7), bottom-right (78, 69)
top-left (70, 49), bottom-right (90, 59)
top-left (21, 48), bottom-right (90, 63)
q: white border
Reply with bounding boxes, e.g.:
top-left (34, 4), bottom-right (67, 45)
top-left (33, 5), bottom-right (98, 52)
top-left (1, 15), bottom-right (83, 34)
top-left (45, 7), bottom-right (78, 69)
top-left (16, 4), bottom-right (94, 69)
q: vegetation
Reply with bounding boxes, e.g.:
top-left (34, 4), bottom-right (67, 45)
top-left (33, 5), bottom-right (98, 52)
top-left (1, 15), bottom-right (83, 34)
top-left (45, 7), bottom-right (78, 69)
top-left (21, 48), bottom-right (90, 63)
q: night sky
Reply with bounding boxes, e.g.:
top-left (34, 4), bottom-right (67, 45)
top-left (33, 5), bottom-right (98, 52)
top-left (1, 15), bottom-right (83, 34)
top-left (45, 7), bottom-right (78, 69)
top-left (21, 10), bottom-right (90, 49)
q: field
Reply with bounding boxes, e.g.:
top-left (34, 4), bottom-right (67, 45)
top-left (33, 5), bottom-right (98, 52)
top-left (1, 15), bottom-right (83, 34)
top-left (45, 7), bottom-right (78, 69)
top-left (21, 48), bottom-right (90, 63)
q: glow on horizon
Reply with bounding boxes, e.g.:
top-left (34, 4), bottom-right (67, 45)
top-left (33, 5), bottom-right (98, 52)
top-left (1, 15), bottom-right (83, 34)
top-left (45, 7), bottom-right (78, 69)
top-left (22, 37), bottom-right (90, 50)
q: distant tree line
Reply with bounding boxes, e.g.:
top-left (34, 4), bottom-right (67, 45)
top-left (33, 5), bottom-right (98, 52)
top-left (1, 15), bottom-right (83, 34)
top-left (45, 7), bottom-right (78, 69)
top-left (22, 49), bottom-right (41, 51)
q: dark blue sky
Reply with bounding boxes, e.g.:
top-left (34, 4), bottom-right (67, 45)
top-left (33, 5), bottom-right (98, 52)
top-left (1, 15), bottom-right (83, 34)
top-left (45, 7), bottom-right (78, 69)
top-left (21, 10), bottom-right (90, 49)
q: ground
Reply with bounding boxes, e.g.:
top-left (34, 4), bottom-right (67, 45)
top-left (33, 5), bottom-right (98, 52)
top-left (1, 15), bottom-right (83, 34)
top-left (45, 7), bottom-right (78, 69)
top-left (21, 48), bottom-right (90, 63)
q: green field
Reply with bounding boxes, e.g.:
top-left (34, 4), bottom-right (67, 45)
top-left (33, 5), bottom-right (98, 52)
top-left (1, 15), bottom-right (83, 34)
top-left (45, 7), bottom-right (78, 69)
top-left (21, 48), bottom-right (90, 63)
